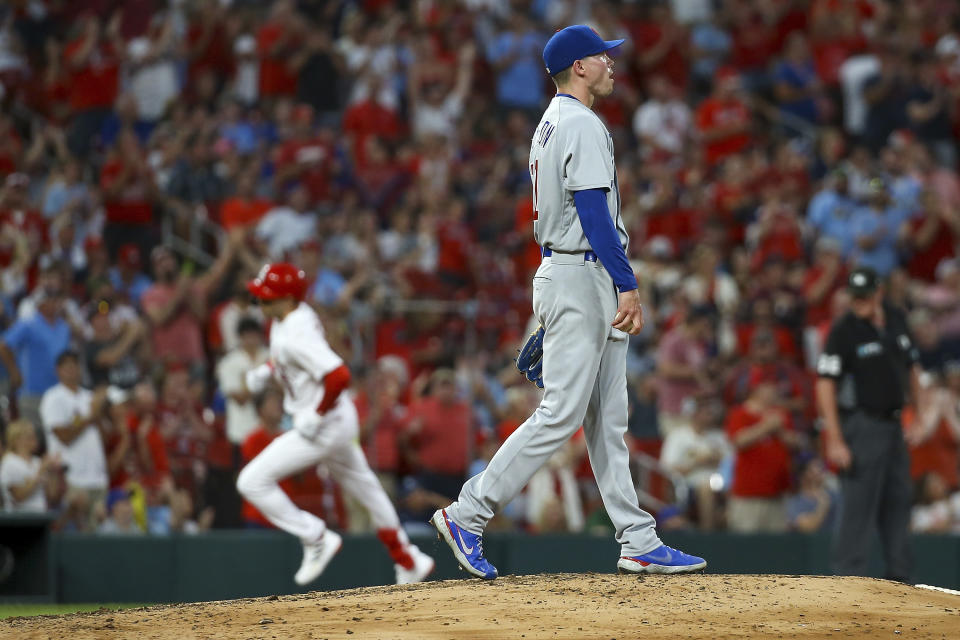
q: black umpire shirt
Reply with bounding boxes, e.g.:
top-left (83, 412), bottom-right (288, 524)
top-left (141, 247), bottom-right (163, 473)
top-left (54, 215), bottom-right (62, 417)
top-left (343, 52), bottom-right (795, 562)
top-left (816, 302), bottom-right (919, 416)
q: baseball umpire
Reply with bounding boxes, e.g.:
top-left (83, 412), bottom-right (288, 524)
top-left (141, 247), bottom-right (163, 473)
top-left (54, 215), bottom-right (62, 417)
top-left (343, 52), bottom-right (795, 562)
top-left (816, 266), bottom-right (918, 581)
top-left (429, 25), bottom-right (706, 579)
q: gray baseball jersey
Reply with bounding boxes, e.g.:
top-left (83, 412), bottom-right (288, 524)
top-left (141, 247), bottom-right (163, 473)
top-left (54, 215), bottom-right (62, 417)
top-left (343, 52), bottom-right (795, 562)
top-left (529, 94), bottom-right (628, 253)
top-left (447, 93), bottom-right (660, 558)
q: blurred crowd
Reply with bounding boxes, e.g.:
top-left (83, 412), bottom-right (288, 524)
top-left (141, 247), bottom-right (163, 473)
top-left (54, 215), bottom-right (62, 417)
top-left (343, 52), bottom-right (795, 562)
top-left (2, 0), bottom-right (960, 537)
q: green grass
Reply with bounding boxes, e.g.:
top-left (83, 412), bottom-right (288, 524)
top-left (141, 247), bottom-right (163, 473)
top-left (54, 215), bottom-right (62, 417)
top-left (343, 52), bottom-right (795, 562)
top-left (0, 603), bottom-right (148, 619)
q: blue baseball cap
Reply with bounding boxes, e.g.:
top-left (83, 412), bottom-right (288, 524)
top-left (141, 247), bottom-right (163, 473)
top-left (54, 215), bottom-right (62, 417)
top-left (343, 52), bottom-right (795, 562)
top-left (543, 25), bottom-right (626, 76)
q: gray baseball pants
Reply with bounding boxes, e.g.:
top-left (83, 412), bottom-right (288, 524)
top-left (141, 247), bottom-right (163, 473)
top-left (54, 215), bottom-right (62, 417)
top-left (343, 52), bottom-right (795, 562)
top-left (447, 252), bottom-right (661, 556)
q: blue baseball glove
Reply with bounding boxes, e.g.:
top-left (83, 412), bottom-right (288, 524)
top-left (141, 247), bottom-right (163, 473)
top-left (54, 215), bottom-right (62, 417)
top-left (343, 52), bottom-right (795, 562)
top-left (516, 325), bottom-right (545, 388)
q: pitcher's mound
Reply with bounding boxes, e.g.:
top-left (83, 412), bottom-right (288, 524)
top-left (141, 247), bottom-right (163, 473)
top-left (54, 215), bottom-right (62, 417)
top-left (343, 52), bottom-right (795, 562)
top-left (4, 574), bottom-right (959, 639)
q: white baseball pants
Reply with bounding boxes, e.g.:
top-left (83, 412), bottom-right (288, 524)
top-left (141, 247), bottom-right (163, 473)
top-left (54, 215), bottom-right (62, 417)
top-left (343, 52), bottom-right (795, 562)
top-left (236, 401), bottom-right (403, 544)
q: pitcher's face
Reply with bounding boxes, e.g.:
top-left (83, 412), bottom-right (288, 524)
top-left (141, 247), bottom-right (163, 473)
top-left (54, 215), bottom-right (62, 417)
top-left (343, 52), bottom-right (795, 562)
top-left (582, 52), bottom-right (615, 98)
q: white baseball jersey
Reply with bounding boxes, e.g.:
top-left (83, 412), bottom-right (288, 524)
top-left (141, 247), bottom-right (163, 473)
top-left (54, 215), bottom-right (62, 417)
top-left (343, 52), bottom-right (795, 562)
top-left (269, 302), bottom-right (347, 419)
top-left (528, 94), bottom-right (628, 253)
top-left (40, 383), bottom-right (108, 490)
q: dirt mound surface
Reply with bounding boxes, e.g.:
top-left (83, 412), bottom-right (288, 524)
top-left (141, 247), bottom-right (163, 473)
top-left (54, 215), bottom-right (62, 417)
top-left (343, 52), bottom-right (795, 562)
top-left (4, 574), bottom-right (959, 639)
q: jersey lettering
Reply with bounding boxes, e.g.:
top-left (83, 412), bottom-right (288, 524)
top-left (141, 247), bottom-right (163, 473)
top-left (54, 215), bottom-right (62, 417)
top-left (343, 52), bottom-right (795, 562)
top-left (530, 97), bottom-right (624, 252)
top-left (535, 120), bottom-right (555, 148)
top-left (856, 342), bottom-right (883, 358)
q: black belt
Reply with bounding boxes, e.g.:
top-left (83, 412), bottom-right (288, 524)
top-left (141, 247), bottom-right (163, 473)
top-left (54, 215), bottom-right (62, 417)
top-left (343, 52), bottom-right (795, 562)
top-left (857, 407), bottom-right (902, 421)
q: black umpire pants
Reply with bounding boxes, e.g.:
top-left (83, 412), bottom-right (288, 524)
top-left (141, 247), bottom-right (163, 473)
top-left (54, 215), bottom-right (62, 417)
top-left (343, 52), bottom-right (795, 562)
top-left (832, 411), bottom-right (913, 581)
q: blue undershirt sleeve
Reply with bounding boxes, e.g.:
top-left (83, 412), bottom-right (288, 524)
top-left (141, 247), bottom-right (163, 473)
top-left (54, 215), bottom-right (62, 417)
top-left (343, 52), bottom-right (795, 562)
top-left (572, 188), bottom-right (637, 293)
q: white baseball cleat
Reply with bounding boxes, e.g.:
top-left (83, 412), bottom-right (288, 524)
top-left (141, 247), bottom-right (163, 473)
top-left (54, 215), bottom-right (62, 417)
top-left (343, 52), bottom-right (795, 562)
top-left (294, 530), bottom-right (343, 586)
top-left (395, 545), bottom-right (436, 585)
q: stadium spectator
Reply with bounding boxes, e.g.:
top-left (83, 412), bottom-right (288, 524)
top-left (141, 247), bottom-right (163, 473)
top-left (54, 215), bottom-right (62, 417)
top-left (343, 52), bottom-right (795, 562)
top-left (157, 364), bottom-right (212, 501)
top-left (216, 317), bottom-right (269, 447)
top-left (402, 368), bottom-right (472, 501)
top-left (659, 397), bottom-right (731, 530)
top-left (629, 1), bottom-right (689, 91)
top-left (688, 14), bottom-right (731, 97)
top-left (861, 49), bottom-right (910, 153)
top-left (1, 173), bottom-right (47, 259)
top-left (849, 178), bottom-right (909, 277)
top-left (484, 15), bottom-right (545, 115)
top-left (108, 244), bottom-right (152, 308)
top-left (164, 133), bottom-right (229, 229)
top-left (655, 304), bottom-right (716, 434)
top-left (39, 350), bottom-right (108, 521)
top-left (355, 356), bottom-right (411, 497)
top-left (408, 42), bottom-right (475, 143)
top-left (902, 363), bottom-right (960, 490)
top-left (101, 386), bottom-right (133, 489)
top-left (1, 287), bottom-right (72, 427)
top-left (240, 386), bottom-right (288, 528)
top-left (64, 13), bottom-right (123, 158)
top-left (85, 306), bottom-right (144, 390)
top-left (905, 52), bottom-right (955, 168)
top-left (293, 23), bottom-right (345, 122)
top-left (903, 191), bottom-right (960, 284)
top-left (141, 242), bottom-right (236, 372)
top-left (633, 76), bottom-right (692, 166)
top-left (256, 0), bottom-right (305, 101)
top-left (0, 418), bottom-right (61, 513)
top-left (695, 67), bottom-right (752, 167)
top-left (255, 186), bottom-right (317, 259)
top-left (166, 488), bottom-right (214, 535)
top-left (786, 458), bottom-right (837, 533)
top-left (807, 169), bottom-right (856, 258)
top-left (725, 377), bottom-right (800, 533)
top-left (219, 170), bottom-right (273, 233)
top-left (208, 278), bottom-right (265, 354)
top-left (802, 237), bottom-right (848, 365)
top-left (97, 487), bottom-right (144, 535)
top-left (880, 144), bottom-right (922, 213)
top-left (272, 104), bottom-right (337, 207)
top-left (99, 128), bottom-right (160, 258)
top-left (910, 471), bottom-right (960, 534)
top-left (125, 16), bottom-right (179, 124)
top-left (772, 32), bottom-right (824, 131)
top-left (125, 381), bottom-right (173, 498)
top-left (17, 257), bottom-right (87, 333)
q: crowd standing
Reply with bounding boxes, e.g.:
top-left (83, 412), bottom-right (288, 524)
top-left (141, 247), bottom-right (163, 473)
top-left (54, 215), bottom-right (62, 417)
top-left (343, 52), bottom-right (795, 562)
top-left (1, 0), bottom-right (960, 538)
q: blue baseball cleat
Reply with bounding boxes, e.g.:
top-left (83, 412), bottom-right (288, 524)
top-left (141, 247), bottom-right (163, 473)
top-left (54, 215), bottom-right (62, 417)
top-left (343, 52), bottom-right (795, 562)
top-left (430, 509), bottom-right (498, 580)
top-left (617, 544), bottom-right (707, 575)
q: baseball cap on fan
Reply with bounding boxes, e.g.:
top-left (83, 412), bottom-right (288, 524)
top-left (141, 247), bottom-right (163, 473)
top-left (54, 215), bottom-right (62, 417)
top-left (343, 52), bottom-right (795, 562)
top-left (542, 25), bottom-right (625, 76)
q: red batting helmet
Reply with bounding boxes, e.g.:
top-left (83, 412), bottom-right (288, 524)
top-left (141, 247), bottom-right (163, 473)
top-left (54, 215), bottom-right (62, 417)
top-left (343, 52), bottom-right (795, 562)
top-left (247, 263), bottom-right (308, 301)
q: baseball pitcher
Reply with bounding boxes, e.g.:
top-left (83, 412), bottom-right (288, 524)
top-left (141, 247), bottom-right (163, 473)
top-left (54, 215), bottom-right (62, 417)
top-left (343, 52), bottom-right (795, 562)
top-left (237, 263), bottom-right (434, 585)
top-left (431, 26), bottom-right (707, 578)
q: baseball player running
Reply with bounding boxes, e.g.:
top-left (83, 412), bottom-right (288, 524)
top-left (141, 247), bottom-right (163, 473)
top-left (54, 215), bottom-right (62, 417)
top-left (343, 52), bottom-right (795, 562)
top-left (431, 26), bottom-right (706, 579)
top-left (238, 263), bottom-right (434, 586)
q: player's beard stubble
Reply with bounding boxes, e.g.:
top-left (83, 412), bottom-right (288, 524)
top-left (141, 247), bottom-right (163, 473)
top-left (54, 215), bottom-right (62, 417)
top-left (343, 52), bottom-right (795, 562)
top-left (592, 67), bottom-right (615, 98)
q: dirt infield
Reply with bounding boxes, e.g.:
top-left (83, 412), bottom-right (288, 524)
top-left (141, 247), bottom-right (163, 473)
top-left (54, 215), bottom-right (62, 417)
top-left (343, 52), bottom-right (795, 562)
top-left (4, 574), bottom-right (959, 640)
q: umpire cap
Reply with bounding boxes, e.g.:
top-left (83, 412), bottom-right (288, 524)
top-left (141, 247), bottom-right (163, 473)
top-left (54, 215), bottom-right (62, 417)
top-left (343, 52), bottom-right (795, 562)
top-left (543, 25), bottom-right (625, 76)
top-left (848, 266), bottom-right (880, 298)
